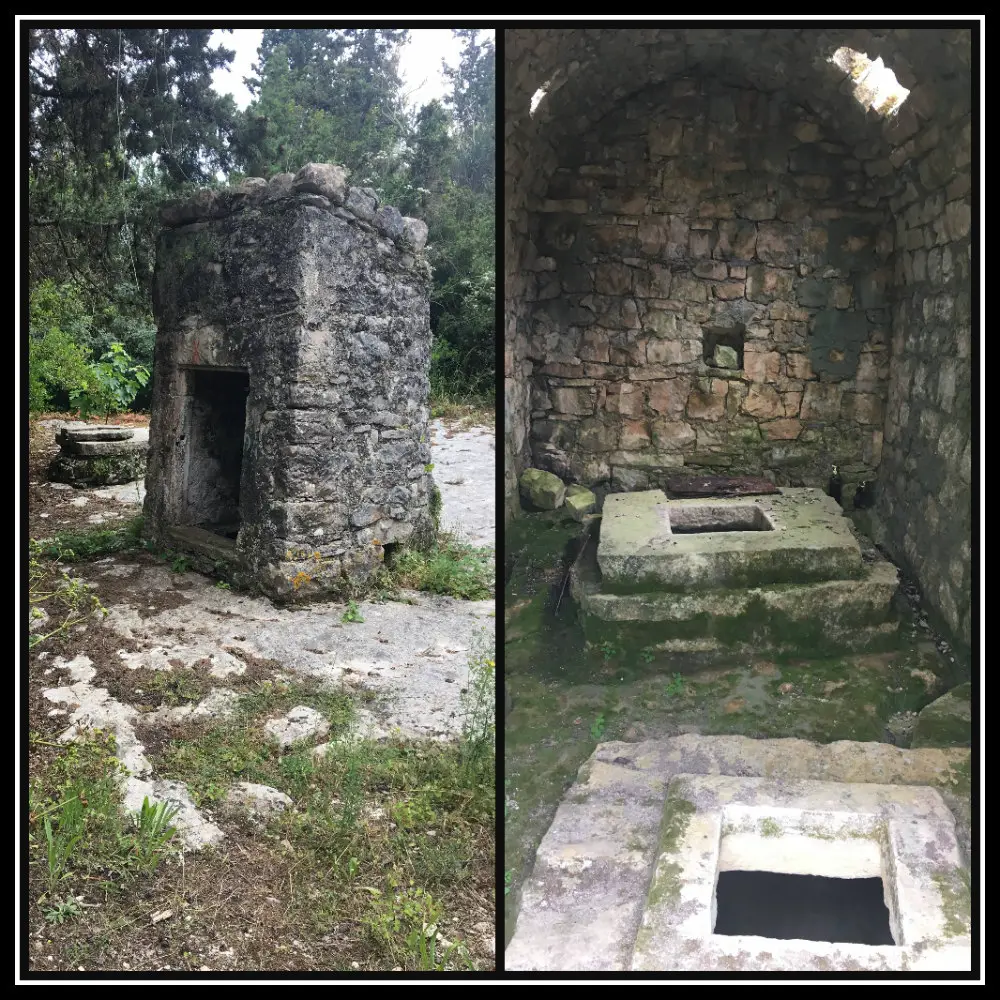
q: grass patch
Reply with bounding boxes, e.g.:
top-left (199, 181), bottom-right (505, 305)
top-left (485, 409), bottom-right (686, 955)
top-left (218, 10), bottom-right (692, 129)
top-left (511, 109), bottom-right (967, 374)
top-left (428, 399), bottom-right (494, 428)
top-left (28, 637), bottom-right (496, 971)
top-left (386, 535), bottom-right (494, 601)
top-left (28, 538), bottom-right (107, 649)
top-left (34, 515), bottom-right (145, 563)
top-left (28, 729), bottom-right (181, 903)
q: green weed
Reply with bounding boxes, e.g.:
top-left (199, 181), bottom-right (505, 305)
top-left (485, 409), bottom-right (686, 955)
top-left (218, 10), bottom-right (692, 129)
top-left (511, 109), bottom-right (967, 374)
top-left (341, 600), bottom-right (365, 624)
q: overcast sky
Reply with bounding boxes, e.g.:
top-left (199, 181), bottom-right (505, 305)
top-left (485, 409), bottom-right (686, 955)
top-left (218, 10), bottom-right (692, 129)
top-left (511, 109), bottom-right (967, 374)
top-left (209, 28), bottom-right (492, 113)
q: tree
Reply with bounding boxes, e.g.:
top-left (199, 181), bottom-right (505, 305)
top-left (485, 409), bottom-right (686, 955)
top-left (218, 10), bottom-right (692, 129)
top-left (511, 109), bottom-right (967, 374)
top-left (27, 28), bottom-right (239, 387)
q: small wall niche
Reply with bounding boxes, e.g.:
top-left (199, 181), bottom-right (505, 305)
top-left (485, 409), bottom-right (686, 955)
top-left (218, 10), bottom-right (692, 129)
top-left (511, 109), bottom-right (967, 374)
top-left (703, 325), bottom-right (745, 371)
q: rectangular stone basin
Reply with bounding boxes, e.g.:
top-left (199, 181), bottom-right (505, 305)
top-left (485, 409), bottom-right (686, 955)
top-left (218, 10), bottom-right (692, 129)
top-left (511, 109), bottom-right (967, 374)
top-left (598, 488), bottom-right (862, 592)
top-left (633, 774), bottom-right (971, 972)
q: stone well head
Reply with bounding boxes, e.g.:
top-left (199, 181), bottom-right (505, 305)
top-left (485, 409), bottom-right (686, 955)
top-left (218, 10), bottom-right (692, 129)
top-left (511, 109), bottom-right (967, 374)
top-left (143, 163), bottom-right (436, 599)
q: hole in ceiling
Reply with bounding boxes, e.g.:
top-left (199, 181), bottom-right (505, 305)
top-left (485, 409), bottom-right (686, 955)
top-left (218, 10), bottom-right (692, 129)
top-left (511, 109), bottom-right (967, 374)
top-left (829, 46), bottom-right (910, 117)
top-left (530, 83), bottom-right (550, 118)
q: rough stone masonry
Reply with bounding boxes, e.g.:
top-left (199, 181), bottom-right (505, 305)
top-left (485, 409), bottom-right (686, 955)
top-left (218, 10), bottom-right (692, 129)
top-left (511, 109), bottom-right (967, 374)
top-left (144, 163), bottom-right (435, 600)
top-left (505, 29), bottom-right (972, 650)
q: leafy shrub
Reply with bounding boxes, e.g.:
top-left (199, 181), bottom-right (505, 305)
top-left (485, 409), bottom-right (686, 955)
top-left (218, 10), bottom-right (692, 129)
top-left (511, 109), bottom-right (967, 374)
top-left (27, 328), bottom-right (92, 413)
top-left (70, 342), bottom-right (150, 421)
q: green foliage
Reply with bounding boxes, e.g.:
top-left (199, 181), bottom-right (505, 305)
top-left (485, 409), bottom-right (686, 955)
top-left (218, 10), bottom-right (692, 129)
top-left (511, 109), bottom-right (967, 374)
top-left (341, 599), bottom-right (365, 623)
top-left (70, 341), bottom-right (149, 422)
top-left (28, 729), bottom-right (180, 898)
top-left (458, 631), bottom-right (495, 788)
top-left (28, 327), bottom-right (92, 414)
top-left (44, 897), bottom-right (83, 925)
top-left (28, 538), bottom-right (107, 649)
top-left (35, 515), bottom-right (144, 563)
top-left (665, 673), bottom-right (685, 697)
top-left (590, 714), bottom-right (607, 740)
top-left (388, 537), bottom-right (493, 601)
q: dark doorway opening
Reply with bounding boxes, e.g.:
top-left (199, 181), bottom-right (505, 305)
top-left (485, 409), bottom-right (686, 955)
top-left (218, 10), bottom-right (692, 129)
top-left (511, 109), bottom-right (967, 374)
top-left (714, 870), bottom-right (895, 945)
top-left (184, 367), bottom-right (249, 541)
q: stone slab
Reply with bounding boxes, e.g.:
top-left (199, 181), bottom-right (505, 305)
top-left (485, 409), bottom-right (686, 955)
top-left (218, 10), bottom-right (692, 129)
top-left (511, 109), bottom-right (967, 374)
top-left (634, 774), bottom-right (969, 972)
top-left (58, 425), bottom-right (135, 443)
top-left (576, 556), bottom-right (897, 625)
top-left (597, 488), bottom-right (862, 591)
top-left (505, 736), bottom-right (971, 973)
top-left (63, 437), bottom-right (148, 457)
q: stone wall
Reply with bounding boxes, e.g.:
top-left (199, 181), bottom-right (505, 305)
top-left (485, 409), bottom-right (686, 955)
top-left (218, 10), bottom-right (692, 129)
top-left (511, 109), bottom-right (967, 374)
top-left (145, 164), bottom-right (435, 599)
top-left (875, 109), bottom-right (973, 649)
top-left (524, 79), bottom-right (895, 495)
top-left (505, 28), bottom-right (973, 648)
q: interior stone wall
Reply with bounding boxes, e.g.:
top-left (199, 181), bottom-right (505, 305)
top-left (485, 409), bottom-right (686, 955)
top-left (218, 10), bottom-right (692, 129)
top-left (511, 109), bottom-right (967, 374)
top-left (525, 78), bottom-right (894, 495)
top-left (505, 28), bottom-right (973, 648)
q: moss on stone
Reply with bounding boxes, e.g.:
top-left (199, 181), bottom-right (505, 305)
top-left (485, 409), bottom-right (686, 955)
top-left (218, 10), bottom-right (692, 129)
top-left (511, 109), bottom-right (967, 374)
top-left (930, 868), bottom-right (971, 938)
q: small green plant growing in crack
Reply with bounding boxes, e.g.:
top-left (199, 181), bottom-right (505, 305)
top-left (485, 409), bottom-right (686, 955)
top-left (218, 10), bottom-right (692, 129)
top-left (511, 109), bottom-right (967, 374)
top-left (504, 870), bottom-right (512, 896)
top-left (590, 713), bottom-right (606, 740)
top-left (341, 600), bottom-right (365, 623)
top-left (640, 646), bottom-right (655, 664)
top-left (599, 640), bottom-right (617, 662)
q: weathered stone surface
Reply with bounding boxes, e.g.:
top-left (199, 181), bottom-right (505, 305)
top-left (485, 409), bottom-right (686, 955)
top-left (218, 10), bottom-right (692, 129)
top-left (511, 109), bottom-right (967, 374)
top-left (292, 162), bottom-right (348, 204)
top-left (224, 782), bottom-right (294, 820)
top-left (519, 467), bottom-right (566, 510)
top-left (911, 683), bottom-right (971, 749)
top-left (712, 344), bottom-right (738, 369)
top-left (58, 425), bottom-right (134, 443)
top-left (374, 205), bottom-right (405, 240)
top-left (264, 705), bottom-right (331, 748)
top-left (144, 164), bottom-right (433, 600)
top-left (401, 216), bottom-right (429, 250)
top-left (565, 488), bottom-right (597, 521)
top-left (597, 488), bottom-right (863, 592)
top-left (344, 185), bottom-right (377, 222)
top-left (507, 736), bottom-right (970, 972)
top-left (506, 33), bottom-right (970, 653)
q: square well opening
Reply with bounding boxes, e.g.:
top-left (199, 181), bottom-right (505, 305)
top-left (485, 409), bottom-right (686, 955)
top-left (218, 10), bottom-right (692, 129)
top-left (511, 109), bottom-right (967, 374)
top-left (714, 870), bottom-right (895, 946)
top-left (182, 366), bottom-right (249, 541)
top-left (668, 504), bottom-right (773, 534)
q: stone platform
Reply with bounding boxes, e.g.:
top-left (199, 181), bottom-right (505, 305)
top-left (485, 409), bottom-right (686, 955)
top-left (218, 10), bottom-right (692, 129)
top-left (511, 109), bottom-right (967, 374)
top-left (505, 736), bottom-right (971, 972)
top-left (577, 488), bottom-right (897, 657)
top-left (598, 489), bottom-right (863, 592)
top-left (48, 426), bottom-right (148, 488)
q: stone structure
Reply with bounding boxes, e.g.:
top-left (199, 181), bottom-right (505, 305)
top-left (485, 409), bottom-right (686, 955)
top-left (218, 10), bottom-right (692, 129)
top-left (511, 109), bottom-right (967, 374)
top-left (506, 737), bottom-right (971, 972)
top-left (573, 488), bottom-right (899, 658)
top-left (48, 424), bottom-right (147, 487)
top-left (506, 29), bottom-right (972, 649)
top-left (144, 163), bottom-right (435, 600)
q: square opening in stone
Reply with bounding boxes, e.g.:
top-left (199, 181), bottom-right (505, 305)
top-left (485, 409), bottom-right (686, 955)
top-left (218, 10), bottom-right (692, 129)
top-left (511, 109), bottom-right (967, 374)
top-left (714, 870), bottom-right (895, 946)
top-left (702, 325), bottom-right (745, 370)
top-left (667, 504), bottom-right (773, 534)
top-left (183, 366), bottom-right (249, 541)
